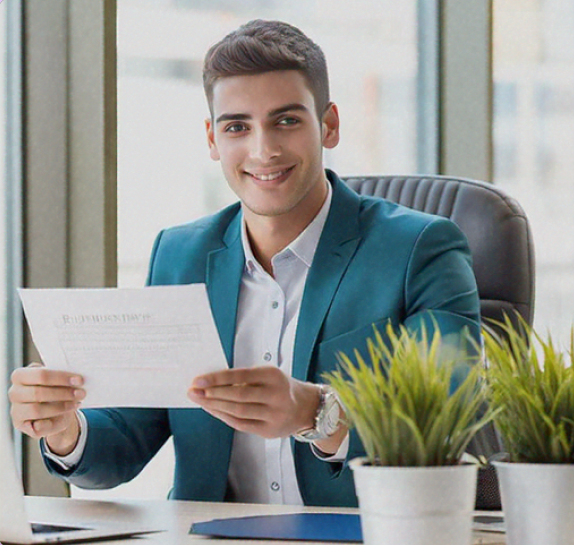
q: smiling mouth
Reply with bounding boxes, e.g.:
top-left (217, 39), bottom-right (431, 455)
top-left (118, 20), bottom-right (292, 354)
top-left (247, 166), bottom-right (295, 182)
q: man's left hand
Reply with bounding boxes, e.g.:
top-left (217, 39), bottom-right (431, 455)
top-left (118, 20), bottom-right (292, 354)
top-left (188, 366), bottom-right (320, 439)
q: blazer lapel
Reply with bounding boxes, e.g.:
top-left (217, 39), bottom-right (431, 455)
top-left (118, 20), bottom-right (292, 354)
top-left (206, 212), bottom-right (244, 368)
top-left (292, 174), bottom-right (362, 381)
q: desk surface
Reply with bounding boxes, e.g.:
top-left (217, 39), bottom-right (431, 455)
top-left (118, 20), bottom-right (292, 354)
top-left (22, 496), bottom-right (505, 545)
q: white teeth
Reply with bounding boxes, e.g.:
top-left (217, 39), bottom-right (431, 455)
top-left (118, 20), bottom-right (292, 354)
top-left (252, 169), bottom-right (289, 181)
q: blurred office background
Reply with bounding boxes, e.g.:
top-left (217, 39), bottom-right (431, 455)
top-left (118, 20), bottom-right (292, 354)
top-left (2, 0), bottom-right (574, 499)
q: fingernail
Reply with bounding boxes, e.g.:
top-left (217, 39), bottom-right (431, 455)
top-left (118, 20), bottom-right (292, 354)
top-left (70, 376), bottom-right (83, 387)
top-left (188, 388), bottom-right (205, 398)
top-left (194, 378), bottom-right (209, 388)
top-left (74, 389), bottom-right (86, 400)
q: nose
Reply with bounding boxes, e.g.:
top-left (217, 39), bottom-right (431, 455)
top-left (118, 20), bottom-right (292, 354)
top-left (249, 128), bottom-right (281, 162)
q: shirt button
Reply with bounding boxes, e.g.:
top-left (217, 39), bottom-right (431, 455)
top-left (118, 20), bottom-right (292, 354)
top-left (270, 481), bottom-right (280, 491)
top-left (263, 352), bottom-right (272, 362)
top-left (271, 301), bottom-right (279, 309)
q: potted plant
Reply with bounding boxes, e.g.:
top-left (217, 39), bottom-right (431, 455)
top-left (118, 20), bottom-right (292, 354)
top-left (483, 317), bottom-right (574, 545)
top-left (326, 325), bottom-right (491, 545)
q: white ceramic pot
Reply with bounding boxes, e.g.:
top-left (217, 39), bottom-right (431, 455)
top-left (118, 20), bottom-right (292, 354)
top-left (494, 461), bottom-right (574, 545)
top-left (350, 458), bottom-right (477, 545)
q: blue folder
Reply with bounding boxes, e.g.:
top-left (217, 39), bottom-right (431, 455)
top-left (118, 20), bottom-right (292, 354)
top-left (190, 513), bottom-right (363, 542)
top-left (190, 512), bottom-right (505, 540)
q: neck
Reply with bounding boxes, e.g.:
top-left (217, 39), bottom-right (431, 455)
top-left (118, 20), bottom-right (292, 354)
top-left (244, 180), bottom-right (329, 275)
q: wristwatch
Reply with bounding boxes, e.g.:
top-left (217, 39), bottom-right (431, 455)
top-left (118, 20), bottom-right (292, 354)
top-left (293, 385), bottom-right (341, 443)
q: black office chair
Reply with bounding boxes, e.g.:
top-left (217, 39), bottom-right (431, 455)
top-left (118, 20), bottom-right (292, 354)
top-left (343, 174), bottom-right (536, 509)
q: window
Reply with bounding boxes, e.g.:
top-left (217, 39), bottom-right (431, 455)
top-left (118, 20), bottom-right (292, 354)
top-left (493, 0), bottom-right (574, 345)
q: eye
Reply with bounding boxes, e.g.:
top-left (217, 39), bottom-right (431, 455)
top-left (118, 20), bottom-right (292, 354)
top-left (277, 116), bottom-right (300, 126)
top-left (224, 122), bottom-right (248, 134)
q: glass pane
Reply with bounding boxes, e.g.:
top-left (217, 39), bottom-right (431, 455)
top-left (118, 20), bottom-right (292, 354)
top-left (493, 0), bottom-right (574, 345)
top-left (85, 0), bottom-right (421, 501)
top-left (1, 0), bottom-right (8, 380)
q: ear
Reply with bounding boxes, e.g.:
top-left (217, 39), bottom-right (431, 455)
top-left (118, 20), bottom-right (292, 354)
top-left (205, 118), bottom-right (220, 161)
top-left (321, 103), bottom-right (340, 149)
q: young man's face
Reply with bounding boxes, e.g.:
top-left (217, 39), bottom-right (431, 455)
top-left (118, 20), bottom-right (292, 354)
top-left (205, 70), bottom-right (339, 223)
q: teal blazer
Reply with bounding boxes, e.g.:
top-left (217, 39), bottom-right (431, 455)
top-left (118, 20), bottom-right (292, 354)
top-left (42, 171), bottom-right (480, 507)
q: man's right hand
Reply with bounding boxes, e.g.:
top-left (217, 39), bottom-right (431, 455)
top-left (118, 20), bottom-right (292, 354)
top-left (8, 363), bottom-right (85, 456)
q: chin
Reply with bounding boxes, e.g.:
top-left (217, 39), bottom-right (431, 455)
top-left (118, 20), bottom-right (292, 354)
top-left (243, 199), bottom-right (297, 218)
top-left (246, 206), bottom-right (291, 218)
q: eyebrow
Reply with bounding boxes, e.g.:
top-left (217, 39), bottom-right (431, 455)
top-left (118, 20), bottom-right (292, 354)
top-left (215, 103), bottom-right (310, 124)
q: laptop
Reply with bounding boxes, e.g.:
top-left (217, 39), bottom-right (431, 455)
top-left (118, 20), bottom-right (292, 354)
top-left (0, 392), bottom-right (159, 543)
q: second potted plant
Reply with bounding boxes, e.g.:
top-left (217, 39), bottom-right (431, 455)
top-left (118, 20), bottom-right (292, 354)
top-left (483, 318), bottom-right (574, 545)
top-left (326, 325), bottom-right (491, 545)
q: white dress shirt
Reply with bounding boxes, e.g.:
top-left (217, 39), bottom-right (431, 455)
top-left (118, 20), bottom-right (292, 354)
top-left (45, 180), bottom-right (348, 503)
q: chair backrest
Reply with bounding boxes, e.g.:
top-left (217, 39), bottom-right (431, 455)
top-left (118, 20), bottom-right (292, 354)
top-left (343, 174), bottom-right (536, 336)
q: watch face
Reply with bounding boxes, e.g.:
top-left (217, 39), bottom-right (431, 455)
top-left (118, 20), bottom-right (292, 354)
top-left (320, 394), bottom-right (340, 436)
top-left (326, 404), bottom-right (340, 431)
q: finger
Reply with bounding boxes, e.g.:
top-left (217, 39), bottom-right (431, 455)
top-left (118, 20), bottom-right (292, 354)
top-left (20, 420), bottom-right (38, 438)
top-left (29, 413), bottom-right (75, 439)
top-left (189, 383), bottom-right (267, 403)
top-left (192, 366), bottom-right (278, 389)
top-left (203, 407), bottom-right (266, 435)
top-left (13, 400), bottom-right (81, 425)
top-left (11, 366), bottom-right (84, 388)
top-left (192, 368), bottom-right (255, 388)
top-left (9, 384), bottom-right (85, 404)
top-left (188, 394), bottom-right (266, 421)
top-left (12, 404), bottom-right (78, 439)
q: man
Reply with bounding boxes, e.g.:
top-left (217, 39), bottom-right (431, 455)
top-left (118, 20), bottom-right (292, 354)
top-left (9, 20), bottom-right (480, 507)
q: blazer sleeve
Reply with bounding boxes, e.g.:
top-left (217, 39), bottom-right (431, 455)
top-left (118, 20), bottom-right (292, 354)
top-left (41, 407), bottom-right (170, 489)
top-left (344, 217), bottom-right (481, 466)
top-left (402, 216), bottom-right (481, 345)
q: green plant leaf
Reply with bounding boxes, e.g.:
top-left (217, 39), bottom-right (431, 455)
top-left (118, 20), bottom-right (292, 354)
top-left (484, 316), bottom-right (574, 463)
top-left (324, 323), bottom-right (491, 466)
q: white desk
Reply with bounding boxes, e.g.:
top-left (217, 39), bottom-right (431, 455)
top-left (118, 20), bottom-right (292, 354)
top-left (21, 496), bottom-right (505, 545)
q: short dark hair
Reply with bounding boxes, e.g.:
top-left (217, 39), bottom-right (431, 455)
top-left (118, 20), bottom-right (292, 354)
top-left (203, 20), bottom-right (330, 119)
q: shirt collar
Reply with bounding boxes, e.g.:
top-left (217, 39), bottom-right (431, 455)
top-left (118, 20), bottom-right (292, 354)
top-left (241, 180), bottom-right (333, 274)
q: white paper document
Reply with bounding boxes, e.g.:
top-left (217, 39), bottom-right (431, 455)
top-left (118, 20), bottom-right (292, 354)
top-left (18, 285), bottom-right (228, 408)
